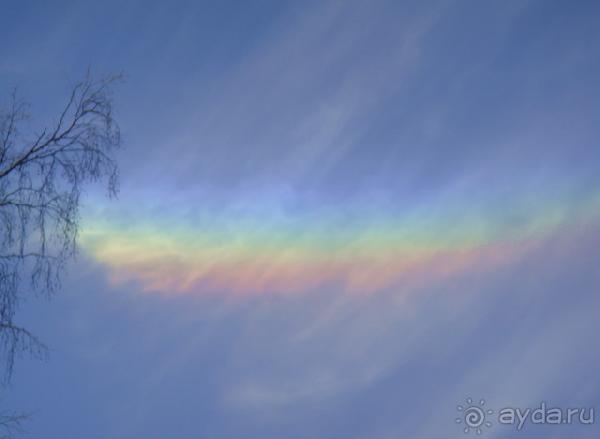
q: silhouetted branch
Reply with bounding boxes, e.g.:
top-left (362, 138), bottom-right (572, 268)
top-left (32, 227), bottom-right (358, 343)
top-left (0, 410), bottom-right (30, 439)
top-left (0, 71), bottom-right (122, 381)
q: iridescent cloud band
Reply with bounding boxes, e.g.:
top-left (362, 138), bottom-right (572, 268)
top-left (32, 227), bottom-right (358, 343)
top-left (80, 185), bottom-right (600, 296)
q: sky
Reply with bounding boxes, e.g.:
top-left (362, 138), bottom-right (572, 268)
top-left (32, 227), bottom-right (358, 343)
top-left (2, 0), bottom-right (600, 437)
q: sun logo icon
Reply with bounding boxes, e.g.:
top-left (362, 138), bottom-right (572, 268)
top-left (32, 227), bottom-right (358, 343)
top-left (455, 397), bottom-right (494, 434)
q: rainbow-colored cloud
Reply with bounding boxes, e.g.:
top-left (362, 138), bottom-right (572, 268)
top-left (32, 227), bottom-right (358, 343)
top-left (80, 184), bottom-right (600, 297)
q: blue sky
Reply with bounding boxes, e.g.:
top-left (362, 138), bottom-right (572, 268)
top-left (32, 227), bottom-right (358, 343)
top-left (2, 0), bottom-right (600, 438)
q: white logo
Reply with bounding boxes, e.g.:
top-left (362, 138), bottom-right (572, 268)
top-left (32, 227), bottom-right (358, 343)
top-left (455, 397), bottom-right (494, 435)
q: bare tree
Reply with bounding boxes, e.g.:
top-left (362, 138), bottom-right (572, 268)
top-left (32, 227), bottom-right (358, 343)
top-left (0, 72), bottom-right (122, 384)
